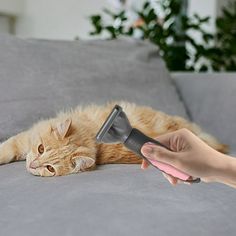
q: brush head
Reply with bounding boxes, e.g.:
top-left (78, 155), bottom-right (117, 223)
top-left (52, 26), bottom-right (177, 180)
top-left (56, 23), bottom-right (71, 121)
top-left (96, 105), bottom-right (132, 144)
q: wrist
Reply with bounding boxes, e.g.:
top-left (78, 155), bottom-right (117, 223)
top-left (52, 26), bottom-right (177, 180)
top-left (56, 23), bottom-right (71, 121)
top-left (212, 153), bottom-right (236, 187)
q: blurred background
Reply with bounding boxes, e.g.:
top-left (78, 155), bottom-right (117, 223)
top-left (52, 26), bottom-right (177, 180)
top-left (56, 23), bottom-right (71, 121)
top-left (0, 0), bottom-right (235, 71)
top-left (0, 0), bottom-right (231, 40)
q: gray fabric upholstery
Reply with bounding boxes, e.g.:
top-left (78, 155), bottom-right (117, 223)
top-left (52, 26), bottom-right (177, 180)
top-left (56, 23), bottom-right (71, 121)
top-left (0, 34), bottom-right (187, 141)
top-left (173, 73), bottom-right (236, 151)
top-left (0, 35), bottom-right (236, 236)
top-left (1, 162), bottom-right (236, 236)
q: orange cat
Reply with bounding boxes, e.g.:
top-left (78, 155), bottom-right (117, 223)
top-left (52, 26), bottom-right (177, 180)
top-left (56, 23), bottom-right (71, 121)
top-left (0, 101), bottom-right (228, 177)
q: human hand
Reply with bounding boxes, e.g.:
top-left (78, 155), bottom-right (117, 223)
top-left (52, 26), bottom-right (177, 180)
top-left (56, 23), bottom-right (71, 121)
top-left (141, 128), bottom-right (228, 185)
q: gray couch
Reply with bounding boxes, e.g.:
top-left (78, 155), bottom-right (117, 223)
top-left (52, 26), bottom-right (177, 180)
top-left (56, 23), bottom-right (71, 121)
top-left (0, 34), bottom-right (236, 236)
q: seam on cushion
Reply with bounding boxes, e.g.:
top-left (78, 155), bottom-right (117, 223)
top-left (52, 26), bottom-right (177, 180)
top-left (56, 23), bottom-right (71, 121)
top-left (171, 78), bottom-right (193, 121)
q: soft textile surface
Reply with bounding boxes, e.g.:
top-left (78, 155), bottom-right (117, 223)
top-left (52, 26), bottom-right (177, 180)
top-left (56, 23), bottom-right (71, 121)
top-left (172, 73), bottom-right (236, 151)
top-left (1, 35), bottom-right (236, 236)
top-left (1, 162), bottom-right (236, 236)
top-left (0, 34), bottom-right (187, 141)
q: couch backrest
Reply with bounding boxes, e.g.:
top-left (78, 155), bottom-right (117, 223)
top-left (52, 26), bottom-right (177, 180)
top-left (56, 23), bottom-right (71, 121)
top-left (0, 35), bottom-right (187, 140)
top-left (173, 73), bottom-right (236, 151)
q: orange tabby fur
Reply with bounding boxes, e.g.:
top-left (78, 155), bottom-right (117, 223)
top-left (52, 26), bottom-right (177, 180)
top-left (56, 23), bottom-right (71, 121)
top-left (0, 101), bottom-right (228, 176)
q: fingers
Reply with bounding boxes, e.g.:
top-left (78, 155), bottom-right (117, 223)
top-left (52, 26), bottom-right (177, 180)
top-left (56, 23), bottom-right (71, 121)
top-left (141, 144), bottom-right (178, 166)
top-left (141, 158), bottom-right (186, 185)
top-left (154, 129), bottom-right (186, 148)
top-left (141, 154), bottom-right (191, 186)
top-left (162, 173), bottom-right (191, 185)
top-left (162, 173), bottom-right (178, 185)
top-left (141, 159), bottom-right (185, 186)
top-left (141, 159), bottom-right (149, 169)
top-left (153, 132), bottom-right (175, 148)
top-left (153, 128), bottom-right (191, 151)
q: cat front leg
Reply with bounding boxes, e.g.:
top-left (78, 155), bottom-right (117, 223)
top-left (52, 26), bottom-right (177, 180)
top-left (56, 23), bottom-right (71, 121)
top-left (71, 146), bottom-right (97, 173)
top-left (0, 132), bottom-right (29, 165)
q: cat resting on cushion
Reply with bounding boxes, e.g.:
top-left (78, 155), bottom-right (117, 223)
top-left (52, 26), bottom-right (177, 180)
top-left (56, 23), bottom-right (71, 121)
top-left (0, 101), bottom-right (228, 177)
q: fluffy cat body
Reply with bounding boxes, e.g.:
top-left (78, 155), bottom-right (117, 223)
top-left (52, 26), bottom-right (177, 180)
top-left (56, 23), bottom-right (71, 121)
top-left (0, 101), bottom-right (228, 176)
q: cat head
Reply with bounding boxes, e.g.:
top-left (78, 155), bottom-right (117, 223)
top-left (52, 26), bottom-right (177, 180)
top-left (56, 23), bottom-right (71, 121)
top-left (26, 118), bottom-right (96, 177)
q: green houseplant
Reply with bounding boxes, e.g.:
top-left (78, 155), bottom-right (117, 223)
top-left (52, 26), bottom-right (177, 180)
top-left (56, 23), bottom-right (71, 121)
top-left (89, 0), bottom-right (236, 72)
top-left (207, 1), bottom-right (236, 71)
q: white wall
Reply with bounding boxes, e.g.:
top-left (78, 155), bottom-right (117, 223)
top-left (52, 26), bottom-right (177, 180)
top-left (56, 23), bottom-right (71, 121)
top-left (0, 0), bottom-right (24, 34)
top-left (0, 0), bottom-right (24, 15)
top-left (16, 0), bottom-right (109, 40)
top-left (188, 0), bottom-right (217, 34)
top-left (188, 0), bottom-right (233, 30)
top-left (0, 0), bottom-right (232, 40)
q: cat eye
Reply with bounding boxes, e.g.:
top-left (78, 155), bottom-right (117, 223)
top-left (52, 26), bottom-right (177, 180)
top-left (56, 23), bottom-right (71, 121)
top-left (38, 144), bottom-right (44, 154)
top-left (46, 165), bottom-right (55, 173)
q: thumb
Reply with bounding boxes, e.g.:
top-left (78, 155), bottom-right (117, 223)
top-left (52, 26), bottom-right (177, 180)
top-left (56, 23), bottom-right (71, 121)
top-left (141, 144), bottom-right (177, 166)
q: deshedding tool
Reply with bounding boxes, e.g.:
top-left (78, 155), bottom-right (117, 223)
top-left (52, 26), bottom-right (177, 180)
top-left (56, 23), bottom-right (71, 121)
top-left (96, 105), bottom-right (200, 183)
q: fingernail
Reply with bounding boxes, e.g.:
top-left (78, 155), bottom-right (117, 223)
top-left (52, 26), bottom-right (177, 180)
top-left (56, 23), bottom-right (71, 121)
top-left (145, 142), bottom-right (156, 146)
top-left (141, 146), bottom-right (153, 155)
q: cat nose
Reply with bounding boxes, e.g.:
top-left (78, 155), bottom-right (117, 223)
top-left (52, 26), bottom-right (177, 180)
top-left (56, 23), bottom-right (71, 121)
top-left (30, 160), bottom-right (40, 169)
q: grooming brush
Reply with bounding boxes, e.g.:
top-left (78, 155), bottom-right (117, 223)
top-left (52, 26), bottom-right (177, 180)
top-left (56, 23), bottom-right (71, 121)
top-left (96, 105), bottom-right (200, 183)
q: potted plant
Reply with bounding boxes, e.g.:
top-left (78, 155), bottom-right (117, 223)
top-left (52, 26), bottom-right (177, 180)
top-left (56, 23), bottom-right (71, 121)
top-left (89, 0), bottom-right (236, 72)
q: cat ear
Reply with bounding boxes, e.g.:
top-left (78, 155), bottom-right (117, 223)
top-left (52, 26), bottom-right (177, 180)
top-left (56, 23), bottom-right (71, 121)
top-left (72, 156), bottom-right (95, 171)
top-left (53, 118), bottom-right (72, 140)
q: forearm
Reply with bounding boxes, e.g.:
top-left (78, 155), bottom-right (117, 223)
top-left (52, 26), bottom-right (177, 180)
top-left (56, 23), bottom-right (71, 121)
top-left (213, 153), bottom-right (236, 188)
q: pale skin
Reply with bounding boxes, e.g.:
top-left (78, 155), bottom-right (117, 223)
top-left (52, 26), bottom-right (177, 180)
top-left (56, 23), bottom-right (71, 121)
top-left (141, 128), bottom-right (236, 189)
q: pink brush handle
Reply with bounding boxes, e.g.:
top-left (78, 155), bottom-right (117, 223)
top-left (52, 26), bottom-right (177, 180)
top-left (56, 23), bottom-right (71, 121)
top-left (148, 159), bottom-right (190, 181)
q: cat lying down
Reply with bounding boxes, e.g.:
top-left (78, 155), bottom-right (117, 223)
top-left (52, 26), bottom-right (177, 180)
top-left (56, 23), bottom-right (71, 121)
top-left (0, 101), bottom-right (228, 177)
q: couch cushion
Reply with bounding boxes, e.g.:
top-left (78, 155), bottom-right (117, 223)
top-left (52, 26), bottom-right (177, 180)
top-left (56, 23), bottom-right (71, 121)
top-left (1, 162), bottom-right (236, 236)
top-left (0, 34), bottom-right (187, 140)
top-left (172, 73), bottom-right (236, 151)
